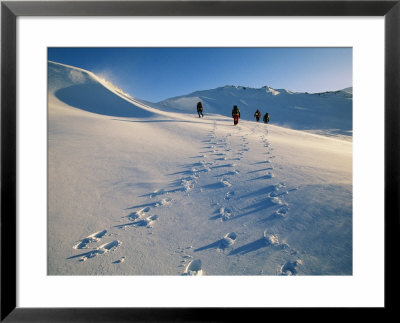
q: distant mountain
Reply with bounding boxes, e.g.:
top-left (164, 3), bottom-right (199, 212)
top-left (157, 85), bottom-right (352, 136)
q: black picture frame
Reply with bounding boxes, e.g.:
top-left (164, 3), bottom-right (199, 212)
top-left (1, 0), bottom-right (399, 321)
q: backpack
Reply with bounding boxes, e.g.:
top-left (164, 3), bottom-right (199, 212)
top-left (197, 102), bottom-right (203, 111)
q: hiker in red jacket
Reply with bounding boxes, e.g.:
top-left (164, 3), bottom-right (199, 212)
top-left (232, 105), bottom-right (240, 125)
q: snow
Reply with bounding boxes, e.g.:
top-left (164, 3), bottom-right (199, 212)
top-left (157, 83), bottom-right (352, 138)
top-left (48, 61), bottom-right (352, 276)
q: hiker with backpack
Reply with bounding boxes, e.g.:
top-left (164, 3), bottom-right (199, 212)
top-left (263, 113), bottom-right (270, 124)
top-left (254, 109), bottom-right (261, 122)
top-left (197, 102), bottom-right (204, 118)
top-left (232, 105), bottom-right (241, 125)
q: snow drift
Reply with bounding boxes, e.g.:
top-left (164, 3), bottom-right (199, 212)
top-left (49, 61), bottom-right (155, 118)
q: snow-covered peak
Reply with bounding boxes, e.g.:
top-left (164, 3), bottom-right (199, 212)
top-left (262, 86), bottom-right (281, 95)
top-left (341, 87), bottom-right (353, 94)
top-left (276, 88), bottom-right (296, 95)
top-left (313, 87), bottom-right (353, 98)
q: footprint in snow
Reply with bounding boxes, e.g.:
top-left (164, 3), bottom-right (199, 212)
top-left (268, 195), bottom-right (288, 207)
top-left (266, 171), bottom-right (274, 178)
top-left (268, 190), bottom-right (288, 198)
top-left (215, 206), bottom-right (232, 221)
top-left (134, 214), bottom-right (158, 228)
top-left (220, 179), bottom-right (232, 187)
top-left (126, 214), bottom-right (159, 228)
top-left (194, 232), bottom-right (238, 253)
top-left (224, 191), bottom-right (235, 200)
top-left (181, 179), bottom-right (194, 192)
top-left (73, 230), bottom-right (107, 250)
top-left (179, 254), bottom-right (193, 267)
top-left (68, 240), bottom-right (122, 262)
top-left (155, 197), bottom-right (172, 207)
top-left (136, 206), bottom-right (151, 214)
top-left (183, 259), bottom-right (203, 276)
top-left (116, 205), bottom-right (158, 230)
top-left (274, 182), bottom-right (286, 189)
top-left (113, 256), bottom-right (126, 264)
top-left (220, 232), bottom-right (238, 249)
top-left (279, 260), bottom-right (303, 275)
top-left (126, 206), bottom-right (151, 221)
top-left (277, 206), bottom-right (289, 215)
top-left (263, 230), bottom-right (280, 246)
top-left (263, 230), bottom-right (289, 249)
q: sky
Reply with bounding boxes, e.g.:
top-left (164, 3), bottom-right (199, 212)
top-left (48, 47), bottom-right (352, 102)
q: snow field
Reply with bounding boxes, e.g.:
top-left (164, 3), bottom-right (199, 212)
top-left (48, 61), bottom-right (352, 276)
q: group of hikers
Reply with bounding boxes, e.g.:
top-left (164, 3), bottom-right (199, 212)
top-left (253, 108), bottom-right (270, 124)
top-left (197, 101), bottom-right (270, 126)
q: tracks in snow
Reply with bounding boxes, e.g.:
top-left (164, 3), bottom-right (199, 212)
top-left (178, 121), bottom-right (303, 275)
top-left (67, 119), bottom-right (303, 274)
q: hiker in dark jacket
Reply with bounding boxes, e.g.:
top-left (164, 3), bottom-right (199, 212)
top-left (232, 105), bottom-right (241, 125)
top-left (197, 102), bottom-right (204, 118)
top-left (263, 113), bottom-right (270, 124)
top-left (254, 109), bottom-right (261, 122)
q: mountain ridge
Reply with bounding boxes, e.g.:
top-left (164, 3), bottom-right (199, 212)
top-left (157, 83), bottom-right (352, 137)
top-left (180, 84), bottom-right (353, 98)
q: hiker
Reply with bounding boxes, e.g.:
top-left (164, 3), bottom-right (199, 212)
top-left (232, 105), bottom-right (241, 125)
top-left (254, 109), bottom-right (261, 122)
top-left (263, 112), bottom-right (270, 124)
top-left (197, 102), bottom-right (204, 118)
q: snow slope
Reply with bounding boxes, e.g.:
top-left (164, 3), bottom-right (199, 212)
top-left (157, 85), bottom-right (353, 138)
top-left (48, 61), bottom-right (352, 275)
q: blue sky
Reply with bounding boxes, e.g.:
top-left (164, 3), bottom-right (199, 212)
top-left (48, 47), bottom-right (352, 102)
